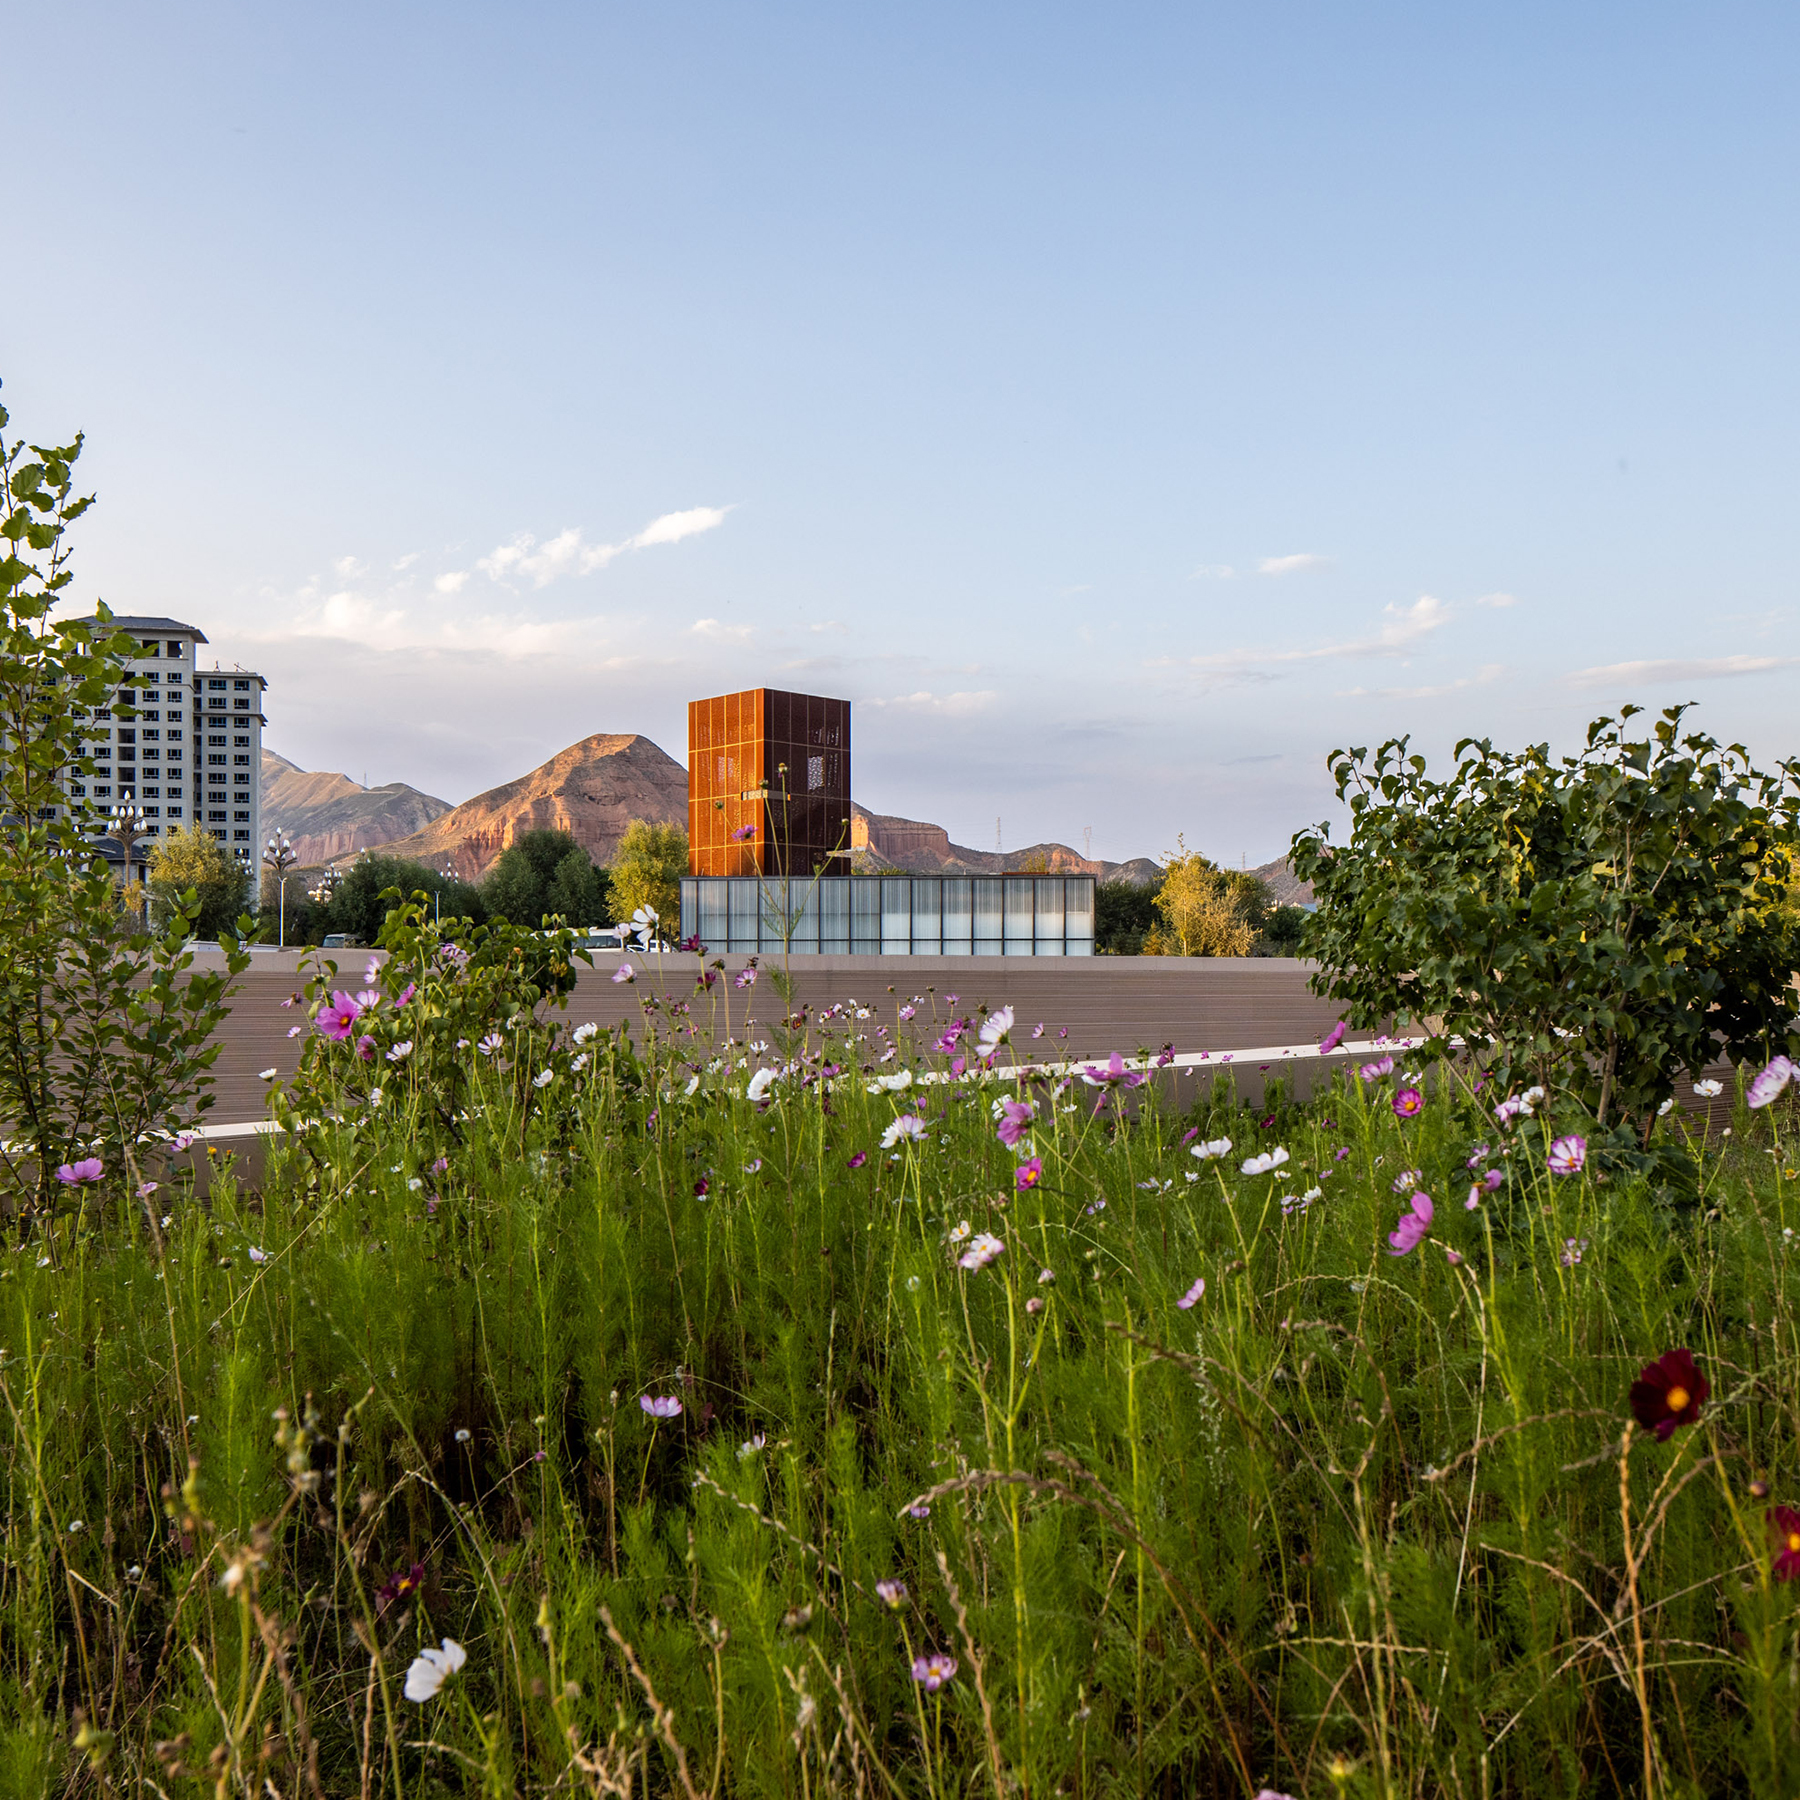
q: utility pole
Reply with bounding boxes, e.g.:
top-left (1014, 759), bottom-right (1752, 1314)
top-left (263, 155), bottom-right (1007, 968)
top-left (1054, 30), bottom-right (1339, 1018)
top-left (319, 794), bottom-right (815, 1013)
top-left (263, 833), bottom-right (297, 948)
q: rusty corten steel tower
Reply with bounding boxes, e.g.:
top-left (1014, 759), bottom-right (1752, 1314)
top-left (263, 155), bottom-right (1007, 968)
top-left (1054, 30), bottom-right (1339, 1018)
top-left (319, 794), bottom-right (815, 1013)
top-left (687, 688), bottom-right (851, 877)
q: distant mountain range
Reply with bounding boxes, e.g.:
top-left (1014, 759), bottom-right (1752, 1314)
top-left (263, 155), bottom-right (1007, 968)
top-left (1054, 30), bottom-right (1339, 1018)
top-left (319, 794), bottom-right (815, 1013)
top-left (265, 734), bottom-right (1302, 899)
top-left (375, 733), bottom-right (689, 878)
top-left (851, 806), bottom-right (1161, 884)
top-left (262, 751), bottom-right (451, 866)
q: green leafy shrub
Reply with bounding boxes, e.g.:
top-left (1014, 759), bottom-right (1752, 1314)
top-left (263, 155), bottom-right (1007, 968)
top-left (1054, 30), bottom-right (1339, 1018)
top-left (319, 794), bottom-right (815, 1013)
top-left (1293, 706), bottom-right (1800, 1134)
top-left (0, 402), bottom-right (247, 1214)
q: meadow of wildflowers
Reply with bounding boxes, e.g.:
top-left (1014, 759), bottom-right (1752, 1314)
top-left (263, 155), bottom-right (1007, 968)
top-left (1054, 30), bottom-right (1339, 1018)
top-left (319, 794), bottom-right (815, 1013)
top-left (3, 905), bottom-right (1799, 1799)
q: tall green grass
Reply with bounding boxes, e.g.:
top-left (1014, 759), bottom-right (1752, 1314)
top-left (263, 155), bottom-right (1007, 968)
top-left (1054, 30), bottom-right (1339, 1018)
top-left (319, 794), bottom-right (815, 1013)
top-left (2, 990), bottom-right (1797, 1798)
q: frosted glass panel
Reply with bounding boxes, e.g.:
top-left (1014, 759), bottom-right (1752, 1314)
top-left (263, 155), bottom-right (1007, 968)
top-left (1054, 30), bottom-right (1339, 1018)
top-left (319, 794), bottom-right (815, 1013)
top-left (698, 881), bottom-right (727, 946)
top-left (1004, 882), bottom-right (1034, 940)
top-left (1035, 878), bottom-right (1064, 939)
top-left (882, 879), bottom-right (911, 949)
top-left (972, 879), bottom-right (1003, 942)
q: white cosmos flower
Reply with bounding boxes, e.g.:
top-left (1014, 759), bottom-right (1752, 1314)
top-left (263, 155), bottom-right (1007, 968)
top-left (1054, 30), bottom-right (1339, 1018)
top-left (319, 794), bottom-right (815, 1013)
top-left (874, 1069), bottom-right (914, 1092)
top-left (571, 1052), bottom-right (589, 1072)
top-left (976, 1007), bottom-right (1014, 1061)
top-left (403, 1638), bottom-right (467, 1703)
top-left (1189, 1138), bottom-right (1233, 1161)
top-left (534, 1068), bottom-right (555, 1089)
top-left (881, 1114), bottom-right (927, 1148)
top-left (257, 1067), bottom-right (277, 1081)
top-left (1692, 1078), bottom-right (1723, 1098)
top-left (387, 1040), bottom-right (414, 1063)
top-left (745, 1068), bottom-right (777, 1102)
top-left (948, 1219), bottom-right (972, 1244)
top-left (1658, 1097), bottom-right (1675, 1115)
top-left (1239, 1146), bottom-right (1290, 1176)
top-left (247, 1246), bottom-right (269, 1264)
top-left (683, 1075), bottom-right (699, 1097)
top-left (573, 1021), bottom-right (599, 1044)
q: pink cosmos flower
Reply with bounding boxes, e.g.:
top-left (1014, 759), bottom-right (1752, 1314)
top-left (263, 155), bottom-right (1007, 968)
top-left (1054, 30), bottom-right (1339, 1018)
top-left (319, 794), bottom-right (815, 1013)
top-left (1081, 1051), bottom-right (1145, 1090)
top-left (898, 1004), bottom-right (916, 1021)
top-left (612, 962), bottom-right (636, 985)
top-left (640, 1396), bottom-right (682, 1420)
top-left (1393, 1087), bottom-right (1423, 1118)
top-left (356, 1035), bottom-right (377, 1062)
top-left (1176, 1276), bottom-right (1206, 1310)
top-left (848, 1150), bottom-right (868, 1168)
top-left (730, 823), bottom-right (757, 841)
top-left (395, 982), bottom-right (416, 1007)
top-left (316, 992), bottom-right (362, 1041)
top-left (911, 1653), bottom-right (957, 1691)
top-left (1387, 1191), bottom-right (1434, 1256)
top-left (995, 1099), bottom-right (1035, 1147)
top-left (1749, 1056), bottom-right (1796, 1110)
top-left (1031, 1022), bottom-right (1045, 1038)
top-left (55, 1157), bottom-right (104, 1185)
top-left (735, 967), bottom-right (757, 988)
top-left (1015, 1157), bottom-right (1043, 1192)
top-left (958, 1233), bottom-right (1005, 1271)
top-left (432, 1157), bottom-right (449, 1175)
top-left (1318, 1020), bottom-right (1348, 1056)
top-left (1359, 1056), bottom-right (1394, 1081)
top-left (1547, 1135), bottom-right (1587, 1175)
top-left (876, 1579), bottom-right (907, 1607)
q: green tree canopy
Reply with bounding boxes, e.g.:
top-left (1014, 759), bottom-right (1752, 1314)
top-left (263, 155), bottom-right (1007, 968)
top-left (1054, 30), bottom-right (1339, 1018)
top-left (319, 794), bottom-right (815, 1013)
top-left (609, 819), bottom-right (687, 936)
top-left (327, 855), bottom-right (486, 944)
top-left (147, 825), bottom-right (250, 940)
top-left (482, 829), bottom-right (610, 929)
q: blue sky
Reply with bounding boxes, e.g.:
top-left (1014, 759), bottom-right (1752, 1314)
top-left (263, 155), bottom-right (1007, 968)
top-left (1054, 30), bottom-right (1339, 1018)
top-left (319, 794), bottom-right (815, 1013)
top-left (9, 1), bottom-right (1797, 863)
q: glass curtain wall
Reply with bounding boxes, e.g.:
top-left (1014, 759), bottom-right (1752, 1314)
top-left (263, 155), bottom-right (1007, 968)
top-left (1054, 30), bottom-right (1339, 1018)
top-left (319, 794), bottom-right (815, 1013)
top-left (681, 875), bottom-right (1097, 955)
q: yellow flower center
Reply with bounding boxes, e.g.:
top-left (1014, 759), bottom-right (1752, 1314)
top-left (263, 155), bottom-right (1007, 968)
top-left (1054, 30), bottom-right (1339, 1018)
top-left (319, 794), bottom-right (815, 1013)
top-left (1665, 1386), bottom-right (1690, 1413)
top-left (1787, 1533), bottom-right (1800, 1555)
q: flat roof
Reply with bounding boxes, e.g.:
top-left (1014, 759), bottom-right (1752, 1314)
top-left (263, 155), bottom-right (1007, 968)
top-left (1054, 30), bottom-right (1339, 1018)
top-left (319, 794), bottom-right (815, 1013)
top-left (62, 615), bottom-right (209, 643)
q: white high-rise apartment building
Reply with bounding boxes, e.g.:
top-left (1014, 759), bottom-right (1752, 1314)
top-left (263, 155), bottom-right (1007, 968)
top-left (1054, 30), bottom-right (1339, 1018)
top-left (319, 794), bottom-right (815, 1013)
top-left (64, 616), bottom-right (267, 866)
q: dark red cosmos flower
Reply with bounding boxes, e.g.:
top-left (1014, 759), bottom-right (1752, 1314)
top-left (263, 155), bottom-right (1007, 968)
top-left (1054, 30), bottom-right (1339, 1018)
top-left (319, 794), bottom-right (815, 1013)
top-left (848, 1151), bottom-right (868, 1169)
top-left (1770, 1508), bottom-right (1800, 1582)
top-left (1629, 1347), bottom-right (1709, 1441)
top-left (694, 1177), bottom-right (710, 1198)
top-left (378, 1561), bottom-right (425, 1608)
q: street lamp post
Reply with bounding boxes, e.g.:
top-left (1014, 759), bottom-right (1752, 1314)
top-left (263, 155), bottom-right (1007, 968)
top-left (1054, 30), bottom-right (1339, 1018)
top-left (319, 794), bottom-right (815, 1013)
top-left (107, 792), bottom-right (147, 925)
top-left (262, 833), bottom-right (297, 949)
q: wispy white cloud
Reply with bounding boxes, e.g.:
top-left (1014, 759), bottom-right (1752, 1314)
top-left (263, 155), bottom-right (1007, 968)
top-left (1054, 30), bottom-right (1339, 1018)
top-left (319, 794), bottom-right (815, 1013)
top-left (434, 571), bottom-right (469, 594)
top-left (1475, 591), bottom-right (1518, 608)
top-left (1566, 654), bottom-right (1799, 689)
top-left (332, 555), bottom-right (367, 578)
top-left (475, 505), bottom-right (732, 589)
top-left (632, 505), bottom-right (729, 549)
top-left (392, 552), bottom-right (420, 572)
top-left (1180, 595), bottom-right (1451, 682)
top-left (1257, 553), bottom-right (1330, 576)
top-left (688, 617), bottom-right (752, 643)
